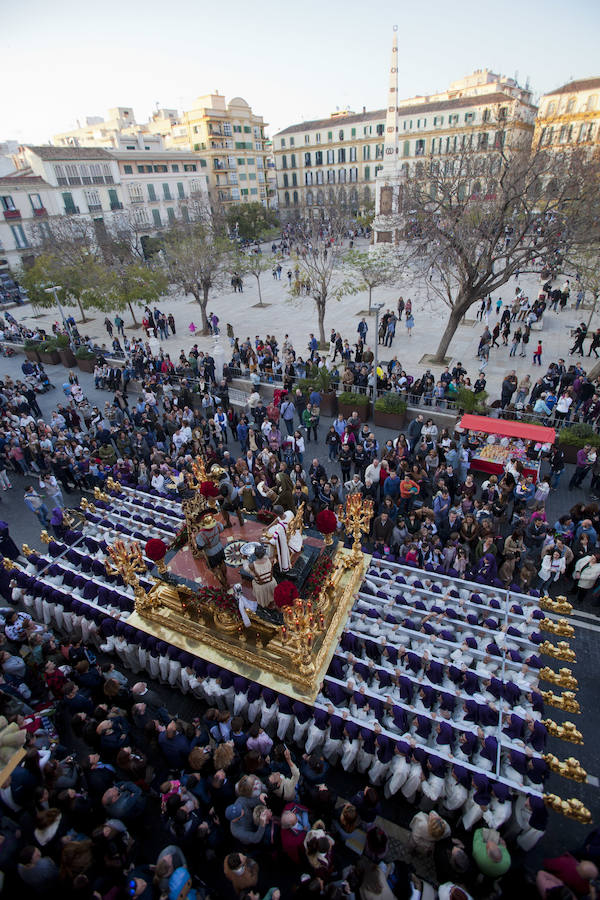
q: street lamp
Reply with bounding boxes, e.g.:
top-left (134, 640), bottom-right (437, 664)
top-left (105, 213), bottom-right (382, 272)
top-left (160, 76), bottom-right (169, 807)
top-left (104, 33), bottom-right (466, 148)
top-left (44, 285), bottom-right (75, 351)
top-left (372, 302), bottom-right (385, 417)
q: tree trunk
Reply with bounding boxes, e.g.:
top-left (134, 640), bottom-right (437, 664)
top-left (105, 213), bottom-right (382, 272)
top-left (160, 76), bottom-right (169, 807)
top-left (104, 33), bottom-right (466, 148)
top-left (317, 301), bottom-right (326, 346)
top-left (76, 297), bottom-right (88, 323)
top-left (199, 286), bottom-right (210, 335)
top-left (368, 285), bottom-right (372, 313)
top-left (127, 302), bottom-right (138, 325)
top-left (255, 274), bottom-right (264, 307)
top-left (433, 303), bottom-right (469, 362)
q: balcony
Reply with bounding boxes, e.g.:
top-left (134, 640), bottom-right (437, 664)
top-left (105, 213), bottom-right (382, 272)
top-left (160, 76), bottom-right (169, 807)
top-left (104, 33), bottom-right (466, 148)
top-left (33, 207), bottom-right (47, 216)
top-left (64, 205), bottom-right (80, 215)
top-left (88, 204), bottom-right (103, 212)
top-left (3, 209), bottom-right (21, 220)
top-left (110, 201), bottom-right (124, 210)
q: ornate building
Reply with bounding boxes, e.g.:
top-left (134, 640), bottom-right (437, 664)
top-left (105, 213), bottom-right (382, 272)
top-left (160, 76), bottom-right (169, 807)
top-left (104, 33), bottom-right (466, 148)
top-left (533, 78), bottom-right (600, 151)
top-left (373, 29), bottom-right (537, 244)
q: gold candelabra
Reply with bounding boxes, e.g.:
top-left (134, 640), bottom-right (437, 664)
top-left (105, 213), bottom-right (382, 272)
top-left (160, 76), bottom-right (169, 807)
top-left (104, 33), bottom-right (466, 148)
top-left (540, 594), bottom-right (573, 615)
top-left (2, 557), bottom-right (15, 571)
top-left (543, 719), bottom-right (584, 745)
top-left (80, 498), bottom-right (97, 514)
top-left (539, 618), bottom-right (575, 638)
top-left (280, 597), bottom-right (326, 673)
top-left (544, 794), bottom-right (592, 824)
top-left (93, 487), bottom-right (110, 503)
top-left (544, 753), bottom-right (587, 783)
top-left (539, 640), bottom-right (576, 662)
top-left (105, 539), bottom-right (154, 614)
top-left (21, 544), bottom-right (33, 557)
top-left (105, 477), bottom-right (122, 493)
top-left (540, 666), bottom-right (578, 690)
top-left (40, 530), bottom-right (51, 545)
top-left (541, 689), bottom-right (580, 714)
top-left (337, 494), bottom-right (374, 564)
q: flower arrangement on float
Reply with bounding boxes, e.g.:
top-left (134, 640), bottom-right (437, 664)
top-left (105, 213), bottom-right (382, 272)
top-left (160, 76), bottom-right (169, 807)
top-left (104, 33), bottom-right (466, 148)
top-left (315, 509), bottom-right (337, 545)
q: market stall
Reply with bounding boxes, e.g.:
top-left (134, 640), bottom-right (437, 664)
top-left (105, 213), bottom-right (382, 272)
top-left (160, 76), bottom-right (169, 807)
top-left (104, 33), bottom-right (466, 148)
top-left (457, 414), bottom-right (555, 483)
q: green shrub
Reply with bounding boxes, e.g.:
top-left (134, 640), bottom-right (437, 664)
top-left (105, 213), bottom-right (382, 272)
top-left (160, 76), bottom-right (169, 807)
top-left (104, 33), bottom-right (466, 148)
top-left (38, 340), bottom-right (58, 353)
top-left (375, 392), bottom-right (407, 414)
top-left (75, 346), bottom-right (96, 360)
top-left (54, 333), bottom-right (71, 349)
top-left (456, 386), bottom-right (488, 413)
top-left (338, 391), bottom-right (368, 406)
top-left (24, 339), bottom-right (40, 349)
top-left (558, 423), bottom-right (600, 448)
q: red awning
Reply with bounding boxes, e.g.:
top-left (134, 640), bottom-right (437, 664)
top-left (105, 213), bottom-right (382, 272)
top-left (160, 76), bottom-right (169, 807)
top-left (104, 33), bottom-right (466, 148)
top-left (457, 414), bottom-right (555, 444)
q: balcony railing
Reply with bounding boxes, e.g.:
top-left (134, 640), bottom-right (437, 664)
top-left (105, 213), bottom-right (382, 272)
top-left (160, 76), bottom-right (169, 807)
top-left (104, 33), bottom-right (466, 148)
top-left (33, 207), bottom-right (47, 216)
top-left (64, 205), bottom-right (80, 215)
top-left (3, 209), bottom-right (21, 220)
top-left (88, 204), bottom-right (103, 212)
top-left (110, 201), bottom-right (124, 210)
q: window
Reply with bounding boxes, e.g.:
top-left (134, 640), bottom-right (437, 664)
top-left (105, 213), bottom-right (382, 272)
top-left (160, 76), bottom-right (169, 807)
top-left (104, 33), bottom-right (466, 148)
top-left (306, 189), bottom-right (313, 205)
top-left (85, 189), bottom-right (102, 211)
top-left (498, 107), bottom-right (507, 120)
top-left (327, 170), bottom-right (335, 184)
top-left (351, 128), bottom-right (356, 137)
top-left (183, 164), bottom-right (197, 171)
top-left (338, 169), bottom-right (346, 183)
top-left (250, 188), bottom-right (258, 195)
top-left (364, 165), bottom-right (370, 180)
top-left (315, 170), bottom-right (323, 184)
top-left (304, 152), bottom-right (312, 167)
top-left (566, 98), bottom-right (576, 113)
top-left (29, 193), bottom-right (43, 210)
top-left (482, 108), bottom-right (491, 123)
top-left (282, 155), bottom-right (287, 169)
top-left (327, 131), bottom-right (333, 141)
top-left (417, 118), bottom-right (427, 128)
top-left (587, 95), bottom-right (598, 111)
top-left (305, 134), bottom-right (310, 144)
top-left (559, 125), bottom-right (569, 143)
top-left (290, 137), bottom-right (295, 146)
top-left (449, 114), bottom-right (459, 125)
top-left (128, 183), bottom-right (144, 203)
top-left (199, 160), bottom-right (206, 168)
top-left (280, 138), bottom-right (286, 148)
top-left (0, 196), bottom-right (15, 211)
top-left (546, 102), bottom-right (556, 116)
top-left (284, 190), bottom-right (290, 207)
top-left (246, 158), bottom-right (254, 165)
top-left (282, 173), bottom-right (289, 187)
top-left (137, 165), bottom-right (152, 173)
top-left (243, 125), bottom-right (251, 133)
top-left (162, 183), bottom-right (172, 200)
top-left (152, 209), bottom-right (162, 228)
top-left (349, 147), bottom-right (357, 162)
top-left (433, 116), bottom-right (444, 126)
top-left (257, 171), bottom-right (264, 183)
top-left (10, 224), bottom-right (27, 248)
top-left (65, 164), bottom-right (81, 185)
top-left (465, 112), bottom-right (475, 123)
top-left (315, 133), bottom-right (321, 143)
top-left (153, 165), bottom-right (168, 173)
top-left (223, 123), bottom-right (232, 136)
top-left (237, 158), bottom-right (245, 166)
top-left (167, 207), bottom-right (175, 222)
top-left (133, 207), bottom-right (149, 225)
top-left (305, 172), bottom-right (313, 186)
top-left (375, 143), bottom-right (384, 159)
top-left (62, 192), bottom-right (77, 213)
top-left (317, 189), bottom-right (324, 205)
top-left (326, 149), bottom-right (334, 164)
top-left (54, 165), bottom-right (67, 185)
top-left (181, 206), bottom-right (189, 222)
top-left (315, 150), bottom-right (323, 165)
top-left (338, 130), bottom-right (344, 141)
top-left (403, 140), bottom-right (410, 158)
top-left (364, 125), bottom-right (372, 136)
top-left (376, 124), bottom-right (384, 136)
top-left (148, 184), bottom-right (157, 201)
top-left (415, 140), bottom-right (425, 156)
top-left (293, 190), bottom-right (298, 205)
top-left (231, 188), bottom-right (240, 201)
top-left (248, 172), bottom-right (256, 180)
top-left (349, 167), bottom-right (358, 183)
top-left (177, 182), bottom-right (185, 199)
top-left (102, 163), bottom-right (113, 184)
top-left (290, 154), bottom-right (296, 168)
top-left (233, 125), bottom-right (242, 133)
top-left (337, 148), bottom-right (346, 163)
top-left (123, 165), bottom-right (133, 174)
top-left (292, 173), bottom-right (297, 186)
top-left (239, 173), bottom-right (247, 181)
top-left (80, 164), bottom-right (91, 184)
top-left (478, 133), bottom-right (488, 150)
top-left (363, 145), bottom-right (370, 161)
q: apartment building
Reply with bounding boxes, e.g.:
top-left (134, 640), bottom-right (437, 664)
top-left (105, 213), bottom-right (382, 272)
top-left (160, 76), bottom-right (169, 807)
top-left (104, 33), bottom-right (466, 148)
top-left (373, 32), bottom-right (537, 243)
top-left (0, 145), bottom-right (209, 272)
top-left (534, 77), bottom-right (600, 150)
top-left (52, 107), bottom-right (180, 151)
top-left (177, 93), bottom-right (269, 206)
top-left (272, 109), bottom-right (386, 216)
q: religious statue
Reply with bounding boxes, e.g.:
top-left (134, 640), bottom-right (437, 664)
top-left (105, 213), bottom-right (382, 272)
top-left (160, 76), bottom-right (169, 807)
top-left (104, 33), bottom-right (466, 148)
top-left (247, 545), bottom-right (278, 609)
top-left (195, 513), bottom-right (228, 587)
top-left (214, 468), bottom-right (245, 529)
top-left (264, 504), bottom-right (304, 574)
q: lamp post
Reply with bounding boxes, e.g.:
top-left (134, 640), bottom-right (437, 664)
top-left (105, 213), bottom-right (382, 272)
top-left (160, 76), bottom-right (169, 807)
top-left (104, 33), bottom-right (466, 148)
top-left (44, 285), bottom-right (74, 351)
top-left (372, 302), bottom-right (385, 417)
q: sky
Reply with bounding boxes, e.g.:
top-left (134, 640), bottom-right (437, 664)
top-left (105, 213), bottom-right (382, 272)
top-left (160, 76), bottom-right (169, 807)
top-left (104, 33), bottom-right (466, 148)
top-left (2, 0), bottom-right (599, 144)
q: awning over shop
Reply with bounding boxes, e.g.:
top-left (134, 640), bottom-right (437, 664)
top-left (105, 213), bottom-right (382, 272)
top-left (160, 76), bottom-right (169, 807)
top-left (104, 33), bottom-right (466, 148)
top-left (458, 414), bottom-right (555, 444)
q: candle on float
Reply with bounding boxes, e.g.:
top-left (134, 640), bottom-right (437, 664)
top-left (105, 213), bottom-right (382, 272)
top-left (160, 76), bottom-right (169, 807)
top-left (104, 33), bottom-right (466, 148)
top-left (319, 614), bottom-right (325, 629)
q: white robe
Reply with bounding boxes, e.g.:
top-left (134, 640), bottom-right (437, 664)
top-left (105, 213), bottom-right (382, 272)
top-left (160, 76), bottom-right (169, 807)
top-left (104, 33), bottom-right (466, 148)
top-left (277, 713), bottom-right (293, 742)
top-left (401, 762), bottom-right (423, 804)
top-left (442, 777), bottom-right (468, 812)
top-left (268, 520), bottom-right (291, 572)
top-left (341, 737), bottom-right (360, 771)
top-left (305, 722), bottom-right (326, 755)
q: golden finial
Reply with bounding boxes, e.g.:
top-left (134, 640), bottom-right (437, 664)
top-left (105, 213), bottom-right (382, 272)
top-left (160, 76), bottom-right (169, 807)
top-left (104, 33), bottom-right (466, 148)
top-left (541, 689), bottom-right (580, 713)
top-left (542, 718), bottom-right (583, 744)
top-left (105, 477), bottom-right (122, 492)
top-left (40, 531), bottom-right (51, 545)
top-left (544, 794), bottom-right (592, 823)
top-left (540, 594), bottom-right (573, 615)
top-left (2, 557), bottom-right (15, 570)
top-left (540, 666), bottom-right (578, 690)
top-left (21, 544), bottom-right (33, 557)
top-left (539, 618), bottom-right (575, 638)
top-left (539, 640), bottom-right (576, 662)
top-left (544, 753), bottom-right (587, 782)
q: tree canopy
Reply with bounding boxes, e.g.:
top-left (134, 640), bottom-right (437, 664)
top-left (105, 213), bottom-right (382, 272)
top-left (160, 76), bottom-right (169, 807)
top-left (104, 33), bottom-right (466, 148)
top-left (226, 202), bottom-right (279, 242)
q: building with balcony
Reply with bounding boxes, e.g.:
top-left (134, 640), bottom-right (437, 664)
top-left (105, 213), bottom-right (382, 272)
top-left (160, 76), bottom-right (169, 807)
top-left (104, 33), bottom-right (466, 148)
top-left (178, 93), bottom-right (269, 207)
top-left (273, 108), bottom-right (386, 217)
top-left (372, 32), bottom-right (537, 244)
top-left (533, 77), bottom-right (600, 151)
top-left (0, 173), bottom-right (59, 271)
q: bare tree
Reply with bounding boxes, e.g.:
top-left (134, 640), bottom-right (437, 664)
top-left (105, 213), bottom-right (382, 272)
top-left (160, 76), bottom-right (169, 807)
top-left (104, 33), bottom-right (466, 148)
top-left (342, 247), bottom-right (401, 313)
top-left (388, 135), bottom-right (600, 361)
top-left (288, 200), bottom-right (355, 345)
top-left (232, 249), bottom-right (273, 307)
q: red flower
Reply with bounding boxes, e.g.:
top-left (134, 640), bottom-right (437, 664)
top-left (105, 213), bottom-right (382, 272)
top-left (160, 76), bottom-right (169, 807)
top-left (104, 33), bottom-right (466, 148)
top-left (145, 538), bottom-right (167, 562)
top-left (274, 580), bottom-right (299, 608)
top-left (200, 481), bottom-right (219, 498)
top-left (315, 509), bottom-right (337, 535)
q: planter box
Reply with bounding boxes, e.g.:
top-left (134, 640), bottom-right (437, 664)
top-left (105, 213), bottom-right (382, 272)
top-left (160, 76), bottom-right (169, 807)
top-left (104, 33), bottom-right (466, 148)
top-left (319, 391), bottom-right (337, 417)
top-left (77, 357), bottom-right (97, 373)
top-left (339, 399), bottom-right (369, 422)
top-left (38, 349), bottom-right (60, 365)
top-left (374, 409), bottom-right (406, 429)
top-left (58, 348), bottom-right (77, 368)
top-left (25, 348), bottom-right (41, 362)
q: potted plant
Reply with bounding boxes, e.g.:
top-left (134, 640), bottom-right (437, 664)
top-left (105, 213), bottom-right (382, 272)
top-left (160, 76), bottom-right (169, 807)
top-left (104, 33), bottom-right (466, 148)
top-left (54, 333), bottom-right (77, 368)
top-left (24, 339), bottom-right (41, 363)
top-left (309, 367), bottom-right (338, 417)
top-left (338, 391), bottom-right (369, 421)
top-left (374, 392), bottom-right (408, 428)
top-left (75, 346), bottom-right (98, 373)
top-left (455, 386), bottom-right (488, 414)
top-left (37, 339), bottom-right (60, 365)
top-left (557, 423), bottom-right (600, 464)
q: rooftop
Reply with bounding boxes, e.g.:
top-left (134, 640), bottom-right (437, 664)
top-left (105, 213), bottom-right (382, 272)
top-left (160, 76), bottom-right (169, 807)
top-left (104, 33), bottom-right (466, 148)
top-left (276, 109), bottom-right (386, 136)
top-left (547, 77), bottom-right (600, 96)
top-left (23, 145), bottom-right (115, 161)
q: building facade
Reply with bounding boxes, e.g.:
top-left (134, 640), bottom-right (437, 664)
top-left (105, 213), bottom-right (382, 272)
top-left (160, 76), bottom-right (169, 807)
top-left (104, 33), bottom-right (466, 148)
top-left (533, 77), bottom-right (600, 150)
top-left (0, 145), bottom-right (209, 272)
top-left (373, 31), bottom-right (537, 243)
top-left (272, 109), bottom-right (387, 217)
top-left (175, 93), bottom-right (269, 207)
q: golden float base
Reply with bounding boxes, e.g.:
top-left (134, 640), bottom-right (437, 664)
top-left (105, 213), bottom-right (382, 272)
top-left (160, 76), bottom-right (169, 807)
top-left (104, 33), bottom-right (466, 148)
top-left (127, 546), bottom-right (369, 702)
